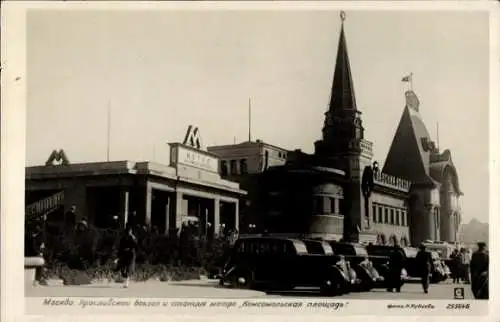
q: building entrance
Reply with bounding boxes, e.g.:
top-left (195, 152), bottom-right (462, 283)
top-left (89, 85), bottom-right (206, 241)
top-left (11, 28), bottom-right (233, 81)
top-left (151, 189), bottom-right (173, 234)
top-left (220, 201), bottom-right (237, 235)
top-left (184, 195), bottom-right (215, 240)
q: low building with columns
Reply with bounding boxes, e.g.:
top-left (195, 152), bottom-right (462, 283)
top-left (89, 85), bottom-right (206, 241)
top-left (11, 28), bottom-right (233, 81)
top-left (25, 126), bottom-right (246, 237)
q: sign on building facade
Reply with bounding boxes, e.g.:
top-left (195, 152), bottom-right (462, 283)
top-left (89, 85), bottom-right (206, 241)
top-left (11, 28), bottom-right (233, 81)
top-left (170, 125), bottom-right (219, 173)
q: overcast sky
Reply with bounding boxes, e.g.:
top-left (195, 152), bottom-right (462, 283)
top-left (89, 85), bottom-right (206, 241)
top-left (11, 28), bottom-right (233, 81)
top-left (26, 9), bottom-right (490, 224)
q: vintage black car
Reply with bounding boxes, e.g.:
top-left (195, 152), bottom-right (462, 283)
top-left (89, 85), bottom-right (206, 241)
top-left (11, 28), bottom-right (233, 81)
top-left (219, 236), bottom-right (351, 295)
top-left (301, 239), bottom-right (364, 292)
top-left (328, 242), bottom-right (387, 291)
top-left (401, 248), bottom-right (448, 283)
top-left (364, 244), bottom-right (413, 289)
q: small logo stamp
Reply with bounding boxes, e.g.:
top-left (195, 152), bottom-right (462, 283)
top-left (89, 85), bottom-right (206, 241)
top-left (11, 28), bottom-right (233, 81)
top-left (454, 287), bottom-right (465, 300)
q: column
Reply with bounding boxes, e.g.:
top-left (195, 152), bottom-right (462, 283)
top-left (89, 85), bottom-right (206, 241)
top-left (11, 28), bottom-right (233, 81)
top-left (365, 198), bottom-right (372, 229)
top-left (234, 201), bottom-right (239, 231)
top-left (119, 189), bottom-right (130, 229)
top-left (334, 198), bottom-right (339, 214)
top-left (145, 186), bottom-right (152, 228)
top-left (175, 190), bottom-right (184, 231)
top-left (449, 212), bottom-right (457, 243)
top-left (425, 205), bottom-right (435, 241)
top-left (213, 198), bottom-right (220, 236)
top-left (165, 197), bottom-right (171, 234)
top-left (434, 208), bottom-right (441, 241)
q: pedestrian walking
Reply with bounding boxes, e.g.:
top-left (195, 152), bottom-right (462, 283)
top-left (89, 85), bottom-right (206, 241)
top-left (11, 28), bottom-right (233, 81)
top-left (415, 244), bottom-right (433, 294)
top-left (470, 242), bottom-right (489, 299)
top-left (459, 248), bottom-right (471, 284)
top-left (450, 248), bottom-right (461, 283)
top-left (115, 225), bottom-right (138, 288)
top-left (387, 242), bottom-right (405, 292)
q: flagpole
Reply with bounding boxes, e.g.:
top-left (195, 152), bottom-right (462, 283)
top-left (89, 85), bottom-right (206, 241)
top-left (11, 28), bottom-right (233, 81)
top-left (436, 122), bottom-right (440, 150)
top-left (248, 97), bottom-right (252, 142)
top-left (106, 101), bottom-right (111, 162)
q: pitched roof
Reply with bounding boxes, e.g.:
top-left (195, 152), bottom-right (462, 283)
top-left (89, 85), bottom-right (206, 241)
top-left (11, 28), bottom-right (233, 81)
top-left (382, 101), bottom-right (436, 185)
top-left (429, 150), bottom-right (462, 195)
top-left (328, 22), bottom-right (357, 111)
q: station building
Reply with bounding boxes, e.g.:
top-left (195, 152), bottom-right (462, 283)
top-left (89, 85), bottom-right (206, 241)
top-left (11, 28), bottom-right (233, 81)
top-left (210, 13), bottom-right (463, 246)
top-left (25, 126), bottom-right (247, 237)
top-left (207, 140), bottom-right (289, 232)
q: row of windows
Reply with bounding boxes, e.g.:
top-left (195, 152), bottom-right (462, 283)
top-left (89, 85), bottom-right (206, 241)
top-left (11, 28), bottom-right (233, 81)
top-left (372, 204), bottom-right (408, 227)
top-left (221, 159), bottom-right (248, 176)
top-left (236, 240), bottom-right (294, 256)
top-left (313, 196), bottom-right (343, 215)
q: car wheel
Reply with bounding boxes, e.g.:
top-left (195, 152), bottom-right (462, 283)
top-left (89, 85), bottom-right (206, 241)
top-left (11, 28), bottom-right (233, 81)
top-left (236, 271), bottom-right (255, 289)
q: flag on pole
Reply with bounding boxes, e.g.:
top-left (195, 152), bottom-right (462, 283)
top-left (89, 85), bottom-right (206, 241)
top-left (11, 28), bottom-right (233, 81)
top-left (401, 74), bottom-right (412, 82)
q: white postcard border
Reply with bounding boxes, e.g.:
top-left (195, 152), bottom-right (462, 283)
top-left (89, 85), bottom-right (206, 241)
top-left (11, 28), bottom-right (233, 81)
top-left (1, 1), bottom-right (498, 321)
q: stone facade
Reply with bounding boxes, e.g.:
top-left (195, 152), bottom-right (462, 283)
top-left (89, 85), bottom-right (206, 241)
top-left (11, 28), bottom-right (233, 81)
top-left (209, 13), bottom-right (462, 247)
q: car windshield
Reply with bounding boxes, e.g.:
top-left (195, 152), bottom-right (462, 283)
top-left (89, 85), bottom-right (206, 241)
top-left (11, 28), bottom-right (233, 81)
top-left (294, 241), bottom-right (308, 254)
top-left (304, 241), bottom-right (325, 254)
top-left (355, 246), bottom-right (368, 256)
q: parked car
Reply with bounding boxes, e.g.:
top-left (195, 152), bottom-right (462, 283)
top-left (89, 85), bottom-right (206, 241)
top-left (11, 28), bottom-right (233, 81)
top-left (219, 236), bottom-right (351, 295)
top-left (329, 241), bottom-right (387, 291)
top-left (365, 244), bottom-right (411, 289)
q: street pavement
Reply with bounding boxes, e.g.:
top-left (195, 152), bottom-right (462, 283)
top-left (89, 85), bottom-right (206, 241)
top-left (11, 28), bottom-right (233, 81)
top-left (267, 280), bottom-right (475, 300)
top-left (26, 278), bottom-right (474, 300)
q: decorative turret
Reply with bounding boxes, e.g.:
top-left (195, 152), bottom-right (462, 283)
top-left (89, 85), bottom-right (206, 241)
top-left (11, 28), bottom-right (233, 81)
top-left (315, 11), bottom-right (373, 165)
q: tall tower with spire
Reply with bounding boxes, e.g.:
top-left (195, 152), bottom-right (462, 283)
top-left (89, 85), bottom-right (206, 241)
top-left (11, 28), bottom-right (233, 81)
top-left (314, 11), bottom-right (374, 242)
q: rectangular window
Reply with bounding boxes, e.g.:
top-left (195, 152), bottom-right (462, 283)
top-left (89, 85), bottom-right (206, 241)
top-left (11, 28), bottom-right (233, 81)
top-left (230, 160), bottom-right (237, 175)
top-left (331, 198), bottom-right (337, 214)
top-left (312, 197), bottom-right (322, 213)
top-left (390, 209), bottom-right (395, 225)
top-left (396, 210), bottom-right (400, 225)
top-left (338, 199), bottom-right (344, 215)
top-left (220, 160), bottom-right (228, 176)
top-left (372, 205), bottom-right (377, 222)
top-left (384, 208), bottom-right (389, 223)
top-left (401, 211), bottom-right (406, 226)
top-left (240, 159), bottom-right (248, 174)
top-left (378, 206), bottom-right (382, 223)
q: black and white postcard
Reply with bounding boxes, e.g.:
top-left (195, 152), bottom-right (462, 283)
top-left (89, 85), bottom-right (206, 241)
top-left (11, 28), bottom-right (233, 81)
top-left (1, 1), bottom-right (498, 320)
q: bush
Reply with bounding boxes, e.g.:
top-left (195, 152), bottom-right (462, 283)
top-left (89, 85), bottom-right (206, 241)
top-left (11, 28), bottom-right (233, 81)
top-left (30, 222), bottom-right (233, 284)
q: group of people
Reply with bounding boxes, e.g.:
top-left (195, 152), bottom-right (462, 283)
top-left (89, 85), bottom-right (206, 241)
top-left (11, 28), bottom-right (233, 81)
top-left (450, 247), bottom-right (472, 284)
top-left (383, 241), bottom-right (489, 299)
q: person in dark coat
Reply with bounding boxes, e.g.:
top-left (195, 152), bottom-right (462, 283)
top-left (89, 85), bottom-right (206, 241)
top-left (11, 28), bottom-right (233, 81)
top-left (64, 205), bottom-right (77, 232)
top-left (115, 225), bottom-right (138, 288)
top-left (450, 249), bottom-right (461, 283)
top-left (387, 242), bottom-right (405, 292)
top-left (470, 242), bottom-right (489, 299)
top-left (415, 244), bottom-right (433, 294)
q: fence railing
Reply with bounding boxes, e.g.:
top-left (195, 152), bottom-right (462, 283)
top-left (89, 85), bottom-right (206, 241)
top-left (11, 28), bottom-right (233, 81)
top-left (26, 191), bottom-right (65, 220)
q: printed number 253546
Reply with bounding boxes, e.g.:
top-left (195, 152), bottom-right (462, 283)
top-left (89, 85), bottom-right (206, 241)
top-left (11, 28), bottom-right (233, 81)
top-left (446, 304), bottom-right (470, 310)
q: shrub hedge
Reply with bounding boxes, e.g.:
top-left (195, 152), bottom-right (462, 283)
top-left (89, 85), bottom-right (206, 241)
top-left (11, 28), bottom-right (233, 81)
top-left (29, 222), bottom-right (233, 285)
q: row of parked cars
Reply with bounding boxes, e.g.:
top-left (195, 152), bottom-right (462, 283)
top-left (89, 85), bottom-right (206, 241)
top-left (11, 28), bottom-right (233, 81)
top-left (212, 236), bottom-right (450, 296)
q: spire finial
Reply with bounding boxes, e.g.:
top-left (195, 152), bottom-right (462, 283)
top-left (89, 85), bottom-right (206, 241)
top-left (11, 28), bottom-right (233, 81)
top-left (340, 11), bottom-right (346, 23)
